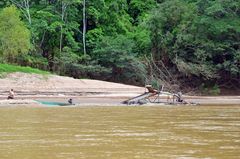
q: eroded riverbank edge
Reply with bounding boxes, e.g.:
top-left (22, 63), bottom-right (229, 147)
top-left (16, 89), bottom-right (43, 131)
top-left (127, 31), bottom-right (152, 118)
top-left (0, 94), bottom-right (239, 107)
top-left (0, 73), bottom-right (239, 107)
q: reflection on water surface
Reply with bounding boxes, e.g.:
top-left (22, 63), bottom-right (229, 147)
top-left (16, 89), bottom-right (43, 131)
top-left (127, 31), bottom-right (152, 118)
top-left (0, 106), bottom-right (239, 159)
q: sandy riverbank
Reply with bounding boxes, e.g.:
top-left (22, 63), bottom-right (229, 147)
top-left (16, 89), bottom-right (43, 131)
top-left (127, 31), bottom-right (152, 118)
top-left (0, 72), bottom-right (239, 107)
top-left (0, 72), bottom-right (144, 93)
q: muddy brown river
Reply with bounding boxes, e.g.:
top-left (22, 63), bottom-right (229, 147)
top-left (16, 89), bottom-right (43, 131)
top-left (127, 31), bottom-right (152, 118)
top-left (0, 106), bottom-right (239, 159)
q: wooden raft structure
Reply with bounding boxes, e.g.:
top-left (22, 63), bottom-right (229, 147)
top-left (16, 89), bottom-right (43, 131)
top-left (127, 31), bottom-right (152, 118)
top-left (122, 85), bottom-right (190, 105)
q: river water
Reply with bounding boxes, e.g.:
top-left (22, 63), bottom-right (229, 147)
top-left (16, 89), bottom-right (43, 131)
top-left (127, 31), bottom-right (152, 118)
top-left (0, 106), bottom-right (239, 159)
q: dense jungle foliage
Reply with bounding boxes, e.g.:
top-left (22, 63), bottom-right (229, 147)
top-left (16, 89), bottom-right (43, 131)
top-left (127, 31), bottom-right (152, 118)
top-left (0, 0), bottom-right (239, 94)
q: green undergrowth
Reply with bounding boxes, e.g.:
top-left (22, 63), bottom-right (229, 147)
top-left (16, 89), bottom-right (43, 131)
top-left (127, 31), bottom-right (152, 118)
top-left (0, 63), bottom-right (49, 77)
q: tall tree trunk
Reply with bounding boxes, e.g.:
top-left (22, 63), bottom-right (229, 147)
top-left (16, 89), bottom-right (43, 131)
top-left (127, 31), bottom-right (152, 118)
top-left (60, 2), bottom-right (67, 54)
top-left (10, 0), bottom-right (34, 45)
top-left (10, 0), bottom-right (31, 25)
top-left (60, 25), bottom-right (63, 54)
top-left (24, 0), bottom-right (31, 25)
top-left (83, 0), bottom-right (87, 55)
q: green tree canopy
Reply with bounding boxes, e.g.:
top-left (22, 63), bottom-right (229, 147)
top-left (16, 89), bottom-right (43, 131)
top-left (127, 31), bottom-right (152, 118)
top-left (0, 0), bottom-right (239, 93)
top-left (0, 5), bottom-right (31, 62)
top-left (147, 0), bottom-right (240, 86)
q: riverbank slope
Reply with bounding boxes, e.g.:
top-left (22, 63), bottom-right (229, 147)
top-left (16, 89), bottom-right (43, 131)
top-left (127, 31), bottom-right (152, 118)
top-left (0, 72), bottom-right (239, 106)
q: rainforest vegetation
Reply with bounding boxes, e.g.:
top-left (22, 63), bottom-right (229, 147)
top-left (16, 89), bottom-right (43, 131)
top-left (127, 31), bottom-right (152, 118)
top-left (0, 0), bottom-right (239, 94)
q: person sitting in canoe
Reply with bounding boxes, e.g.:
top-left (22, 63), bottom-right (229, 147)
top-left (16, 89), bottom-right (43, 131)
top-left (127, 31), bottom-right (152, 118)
top-left (68, 98), bottom-right (73, 104)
